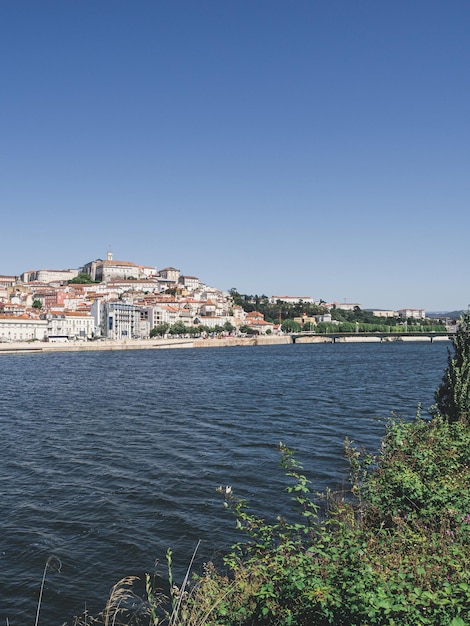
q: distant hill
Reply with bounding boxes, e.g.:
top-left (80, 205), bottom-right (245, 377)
top-left (427, 310), bottom-right (465, 320)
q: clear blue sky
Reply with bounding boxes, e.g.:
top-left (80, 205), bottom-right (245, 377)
top-left (1, 1), bottom-right (469, 311)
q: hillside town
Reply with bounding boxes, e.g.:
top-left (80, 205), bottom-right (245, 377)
top-left (0, 252), bottom-right (429, 343)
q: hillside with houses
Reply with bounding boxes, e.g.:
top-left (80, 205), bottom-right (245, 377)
top-left (0, 252), bottom-right (436, 343)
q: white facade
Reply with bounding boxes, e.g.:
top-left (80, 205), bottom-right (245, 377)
top-left (35, 269), bottom-right (79, 283)
top-left (106, 279), bottom-right (161, 293)
top-left (398, 308), bottom-right (426, 320)
top-left (200, 302), bottom-right (217, 316)
top-left (141, 304), bottom-right (180, 328)
top-left (371, 310), bottom-right (399, 318)
top-left (0, 275), bottom-right (18, 288)
top-left (330, 302), bottom-right (362, 311)
top-left (99, 302), bottom-right (142, 339)
top-left (81, 252), bottom-right (151, 282)
top-left (0, 316), bottom-right (48, 341)
top-left (179, 275), bottom-right (200, 291)
top-left (140, 265), bottom-right (157, 278)
top-left (47, 313), bottom-right (95, 339)
top-left (197, 316), bottom-right (225, 329)
top-left (158, 267), bottom-right (181, 282)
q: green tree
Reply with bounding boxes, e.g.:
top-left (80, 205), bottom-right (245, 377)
top-left (150, 323), bottom-right (170, 337)
top-left (169, 321), bottom-right (187, 335)
top-left (433, 311), bottom-right (470, 422)
top-left (228, 288), bottom-right (244, 307)
top-left (32, 299), bottom-right (43, 310)
top-left (281, 319), bottom-right (302, 333)
top-left (68, 272), bottom-right (96, 284)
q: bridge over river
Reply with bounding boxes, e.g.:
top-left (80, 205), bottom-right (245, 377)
top-left (291, 331), bottom-right (453, 344)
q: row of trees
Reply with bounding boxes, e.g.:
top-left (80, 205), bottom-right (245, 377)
top-left (149, 321), bottom-right (235, 337)
top-left (278, 319), bottom-right (447, 334)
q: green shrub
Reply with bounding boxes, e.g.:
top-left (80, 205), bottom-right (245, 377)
top-left (177, 433), bottom-right (470, 625)
top-left (434, 311), bottom-right (470, 422)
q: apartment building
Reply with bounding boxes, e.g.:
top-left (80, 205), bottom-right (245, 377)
top-left (47, 312), bottom-right (95, 340)
top-left (92, 301), bottom-right (145, 339)
top-left (141, 304), bottom-right (180, 328)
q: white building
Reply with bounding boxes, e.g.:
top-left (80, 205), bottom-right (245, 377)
top-left (141, 304), bottom-right (180, 328)
top-left (0, 315), bottom-right (48, 342)
top-left (0, 275), bottom-right (18, 288)
top-left (231, 305), bottom-right (246, 324)
top-left (92, 301), bottom-right (143, 339)
top-left (329, 302), bottom-right (362, 311)
top-left (47, 312), bottom-right (95, 340)
top-left (398, 308), bottom-right (426, 320)
top-left (81, 252), bottom-right (153, 282)
top-left (370, 310), bottom-right (399, 318)
top-left (35, 269), bottom-right (79, 283)
top-left (179, 275), bottom-right (201, 291)
top-left (19, 269), bottom-right (78, 283)
top-left (158, 267), bottom-right (181, 283)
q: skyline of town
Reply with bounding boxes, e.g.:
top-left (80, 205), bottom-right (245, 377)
top-left (0, 248), bottom-right (461, 344)
top-left (0, 248), bottom-right (453, 315)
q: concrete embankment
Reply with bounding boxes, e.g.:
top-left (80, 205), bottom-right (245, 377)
top-left (0, 333), bottom-right (449, 355)
top-left (0, 338), bottom-right (193, 354)
top-left (0, 335), bottom-right (293, 355)
top-left (294, 336), bottom-right (334, 344)
top-left (195, 335), bottom-right (292, 348)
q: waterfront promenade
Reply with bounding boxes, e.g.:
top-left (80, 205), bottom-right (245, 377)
top-left (0, 335), bottom-right (290, 354)
top-left (0, 332), bottom-right (450, 355)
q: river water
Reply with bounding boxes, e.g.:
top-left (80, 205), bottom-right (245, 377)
top-left (0, 341), bottom-right (449, 624)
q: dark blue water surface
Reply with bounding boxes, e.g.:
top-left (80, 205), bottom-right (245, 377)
top-left (0, 341), bottom-right (449, 624)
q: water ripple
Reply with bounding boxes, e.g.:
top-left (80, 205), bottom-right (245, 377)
top-left (0, 342), bottom-right (448, 624)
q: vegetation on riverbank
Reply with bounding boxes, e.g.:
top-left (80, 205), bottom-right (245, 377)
top-left (228, 289), bottom-right (452, 333)
top-left (66, 314), bottom-right (470, 625)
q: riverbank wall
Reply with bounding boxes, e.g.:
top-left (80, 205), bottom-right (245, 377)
top-left (0, 333), bottom-right (449, 355)
top-left (0, 335), bottom-right (293, 355)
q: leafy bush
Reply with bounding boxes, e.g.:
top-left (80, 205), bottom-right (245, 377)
top-left (176, 434), bottom-right (470, 626)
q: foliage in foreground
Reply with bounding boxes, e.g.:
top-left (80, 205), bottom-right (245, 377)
top-left (433, 310), bottom-right (470, 422)
top-left (71, 415), bottom-right (470, 626)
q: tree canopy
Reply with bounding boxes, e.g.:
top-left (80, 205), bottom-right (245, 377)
top-left (68, 272), bottom-right (97, 284)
